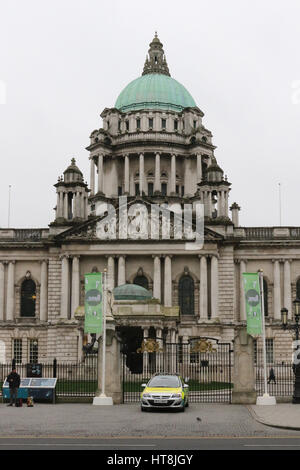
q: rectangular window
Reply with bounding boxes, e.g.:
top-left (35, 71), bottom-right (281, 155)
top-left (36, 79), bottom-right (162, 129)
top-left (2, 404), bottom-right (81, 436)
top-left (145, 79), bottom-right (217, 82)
top-left (176, 185), bottom-right (179, 195)
top-left (161, 182), bottom-right (167, 196)
top-left (13, 339), bottom-right (22, 364)
top-left (174, 119), bottom-right (178, 131)
top-left (135, 183), bottom-right (140, 196)
top-left (161, 118), bottom-right (166, 130)
top-left (181, 186), bottom-right (185, 197)
top-left (149, 118), bottom-right (153, 128)
top-left (29, 339), bottom-right (38, 364)
top-left (125, 120), bottom-right (129, 131)
top-left (193, 120), bottom-right (197, 129)
top-left (118, 120), bottom-right (121, 131)
top-left (136, 118), bottom-right (141, 130)
top-left (118, 186), bottom-right (122, 196)
top-left (148, 182), bottom-right (154, 196)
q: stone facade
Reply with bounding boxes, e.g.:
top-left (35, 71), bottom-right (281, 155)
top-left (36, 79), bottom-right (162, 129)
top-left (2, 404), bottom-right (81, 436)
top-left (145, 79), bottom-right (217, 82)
top-left (0, 34), bottom-right (298, 365)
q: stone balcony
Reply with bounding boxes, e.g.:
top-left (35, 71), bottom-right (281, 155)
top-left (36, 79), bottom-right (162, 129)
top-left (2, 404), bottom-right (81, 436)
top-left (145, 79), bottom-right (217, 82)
top-left (233, 226), bottom-right (300, 240)
top-left (0, 228), bottom-right (49, 242)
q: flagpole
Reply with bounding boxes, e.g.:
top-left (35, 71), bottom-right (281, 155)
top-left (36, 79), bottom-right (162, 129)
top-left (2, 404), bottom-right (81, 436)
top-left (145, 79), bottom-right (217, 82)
top-left (258, 270), bottom-right (268, 396)
top-left (93, 268), bottom-right (113, 405)
top-left (256, 269), bottom-right (276, 405)
top-left (101, 269), bottom-right (107, 397)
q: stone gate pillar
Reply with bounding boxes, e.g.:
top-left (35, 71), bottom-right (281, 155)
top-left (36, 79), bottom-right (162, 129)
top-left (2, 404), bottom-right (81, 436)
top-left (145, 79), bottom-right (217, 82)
top-left (232, 328), bottom-right (257, 404)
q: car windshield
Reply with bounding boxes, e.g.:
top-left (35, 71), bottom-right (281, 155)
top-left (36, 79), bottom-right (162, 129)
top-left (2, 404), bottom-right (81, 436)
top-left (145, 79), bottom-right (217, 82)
top-left (147, 376), bottom-right (181, 388)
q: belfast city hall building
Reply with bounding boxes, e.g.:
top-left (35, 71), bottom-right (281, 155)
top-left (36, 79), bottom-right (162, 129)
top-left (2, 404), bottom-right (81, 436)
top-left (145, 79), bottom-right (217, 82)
top-left (0, 34), bottom-right (298, 367)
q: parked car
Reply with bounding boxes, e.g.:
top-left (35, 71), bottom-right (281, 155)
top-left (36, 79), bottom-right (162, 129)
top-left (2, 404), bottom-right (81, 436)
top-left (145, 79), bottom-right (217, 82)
top-left (140, 373), bottom-right (189, 412)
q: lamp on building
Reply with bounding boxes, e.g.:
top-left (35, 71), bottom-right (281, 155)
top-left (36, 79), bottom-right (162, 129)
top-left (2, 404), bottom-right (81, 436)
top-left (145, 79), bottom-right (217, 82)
top-left (293, 298), bottom-right (300, 324)
top-left (281, 307), bottom-right (288, 329)
top-left (281, 299), bottom-right (300, 403)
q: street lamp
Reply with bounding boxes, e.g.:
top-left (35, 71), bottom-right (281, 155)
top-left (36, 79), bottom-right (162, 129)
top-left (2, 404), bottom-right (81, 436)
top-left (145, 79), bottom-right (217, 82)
top-left (281, 299), bottom-right (300, 404)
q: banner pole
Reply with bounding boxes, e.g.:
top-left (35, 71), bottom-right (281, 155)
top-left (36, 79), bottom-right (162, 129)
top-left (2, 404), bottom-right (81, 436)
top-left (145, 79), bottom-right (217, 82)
top-left (101, 269), bottom-right (107, 397)
top-left (92, 269), bottom-right (113, 405)
top-left (256, 269), bottom-right (276, 405)
top-left (258, 270), bottom-right (268, 396)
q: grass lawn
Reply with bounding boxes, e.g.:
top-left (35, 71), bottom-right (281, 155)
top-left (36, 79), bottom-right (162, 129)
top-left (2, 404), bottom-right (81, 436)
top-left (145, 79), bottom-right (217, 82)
top-left (123, 380), bottom-right (233, 393)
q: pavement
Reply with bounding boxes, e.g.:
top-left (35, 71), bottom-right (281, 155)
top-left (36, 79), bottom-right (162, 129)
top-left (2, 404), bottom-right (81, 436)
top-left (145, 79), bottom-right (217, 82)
top-left (1, 403), bottom-right (300, 438)
top-left (250, 404), bottom-right (300, 430)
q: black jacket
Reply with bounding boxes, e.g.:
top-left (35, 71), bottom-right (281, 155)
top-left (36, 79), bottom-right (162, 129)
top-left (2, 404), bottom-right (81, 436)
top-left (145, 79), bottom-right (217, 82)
top-left (7, 372), bottom-right (21, 389)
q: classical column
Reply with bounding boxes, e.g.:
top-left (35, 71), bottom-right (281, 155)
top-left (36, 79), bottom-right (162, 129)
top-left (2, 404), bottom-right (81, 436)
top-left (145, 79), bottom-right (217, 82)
top-left (207, 191), bottom-right (212, 218)
top-left (273, 259), bottom-right (281, 320)
top-left (80, 192), bottom-right (85, 218)
top-left (211, 255), bottom-right (219, 318)
top-left (63, 193), bottom-right (68, 219)
top-left (197, 154), bottom-right (202, 182)
top-left (0, 262), bottom-right (4, 321)
top-left (71, 256), bottom-right (80, 318)
top-left (199, 255), bottom-right (208, 319)
top-left (40, 260), bottom-right (48, 322)
top-left (139, 153), bottom-right (144, 195)
top-left (56, 192), bottom-right (60, 218)
top-left (284, 259), bottom-right (292, 319)
top-left (6, 261), bottom-right (15, 321)
top-left (164, 255), bottom-right (172, 307)
top-left (118, 256), bottom-right (126, 286)
top-left (240, 259), bottom-right (247, 321)
top-left (224, 191), bottom-right (229, 216)
top-left (98, 154), bottom-right (104, 194)
top-left (60, 255), bottom-right (70, 319)
top-left (124, 154), bottom-right (130, 194)
top-left (153, 256), bottom-right (161, 301)
top-left (90, 157), bottom-right (95, 195)
top-left (154, 152), bottom-right (161, 193)
top-left (170, 154), bottom-right (176, 195)
top-left (59, 192), bottom-right (64, 218)
top-left (107, 256), bottom-right (115, 292)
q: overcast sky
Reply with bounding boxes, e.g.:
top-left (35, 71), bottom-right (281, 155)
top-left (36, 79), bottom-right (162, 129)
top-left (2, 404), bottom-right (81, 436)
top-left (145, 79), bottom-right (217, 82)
top-left (0, 0), bottom-right (300, 228)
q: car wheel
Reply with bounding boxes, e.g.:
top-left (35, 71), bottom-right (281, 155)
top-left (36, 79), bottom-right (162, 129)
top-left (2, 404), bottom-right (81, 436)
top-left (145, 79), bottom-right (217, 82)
top-left (141, 406), bottom-right (147, 412)
top-left (180, 404), bottom-right (185, 412)
top-left (185, 400), bottom-right (189, 408)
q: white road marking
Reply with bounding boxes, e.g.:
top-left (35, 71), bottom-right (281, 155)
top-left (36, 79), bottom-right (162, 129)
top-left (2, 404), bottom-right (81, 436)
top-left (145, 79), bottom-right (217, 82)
top-left (0, 443), bottom-right (156, 447)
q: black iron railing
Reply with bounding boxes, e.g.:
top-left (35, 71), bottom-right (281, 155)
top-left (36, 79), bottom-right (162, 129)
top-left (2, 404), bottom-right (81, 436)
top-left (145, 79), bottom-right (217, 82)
top-left (122, 341), bottom-right (232, 404)
top-left (255, 361), bottom-right (294, 397)
top-left (0, 356), bottom-right (98, 398)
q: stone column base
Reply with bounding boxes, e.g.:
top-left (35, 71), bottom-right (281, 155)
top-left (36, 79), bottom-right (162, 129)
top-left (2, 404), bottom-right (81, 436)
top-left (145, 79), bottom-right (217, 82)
top-left (93, 394), bottom-right (113, 406)
top-left (232, 390), bottom-right (257, 404)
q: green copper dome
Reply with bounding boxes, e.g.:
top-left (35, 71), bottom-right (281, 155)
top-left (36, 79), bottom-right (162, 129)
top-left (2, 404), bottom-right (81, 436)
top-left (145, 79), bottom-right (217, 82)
top-left (115, 74), bottom-right (196, 113)
top-left (113, 284), bottom-right (152, 301)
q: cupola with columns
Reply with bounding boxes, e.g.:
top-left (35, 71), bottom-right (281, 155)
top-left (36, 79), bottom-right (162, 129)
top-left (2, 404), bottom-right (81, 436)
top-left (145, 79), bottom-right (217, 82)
top-left (52, 158), bottom-right (89, 225)
top-left (86, 34), bottom-right (217, 209)
top-left (195, 156), bottom-right (232, 221)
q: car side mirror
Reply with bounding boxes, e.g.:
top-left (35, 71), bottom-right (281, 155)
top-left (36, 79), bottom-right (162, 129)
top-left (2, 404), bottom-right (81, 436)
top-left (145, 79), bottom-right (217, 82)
top-left (141, 383), bottom-right (146, 388)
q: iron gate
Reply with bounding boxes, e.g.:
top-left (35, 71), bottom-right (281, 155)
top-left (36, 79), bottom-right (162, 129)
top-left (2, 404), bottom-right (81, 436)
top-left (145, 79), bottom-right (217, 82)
top-left (122, 337), bottom-right (233, 403)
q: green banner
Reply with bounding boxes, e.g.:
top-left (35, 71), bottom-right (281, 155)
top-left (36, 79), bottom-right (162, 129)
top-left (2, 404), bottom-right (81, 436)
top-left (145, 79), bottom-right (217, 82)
top-left (242, 273), bottom-right (263, 336)
top-left (84, 273), bottom-right (103, 334)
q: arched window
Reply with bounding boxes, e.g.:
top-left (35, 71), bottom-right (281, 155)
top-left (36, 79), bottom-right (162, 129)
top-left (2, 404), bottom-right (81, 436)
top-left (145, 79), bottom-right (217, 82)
top-left (21, 277), bottom-right (36, 317)
top-left (263, 278), bottom-right (268, 317)
top-left (133, 274), bottom-right (149, 290)
top-left (179, 274), bottom-right (194, 316)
